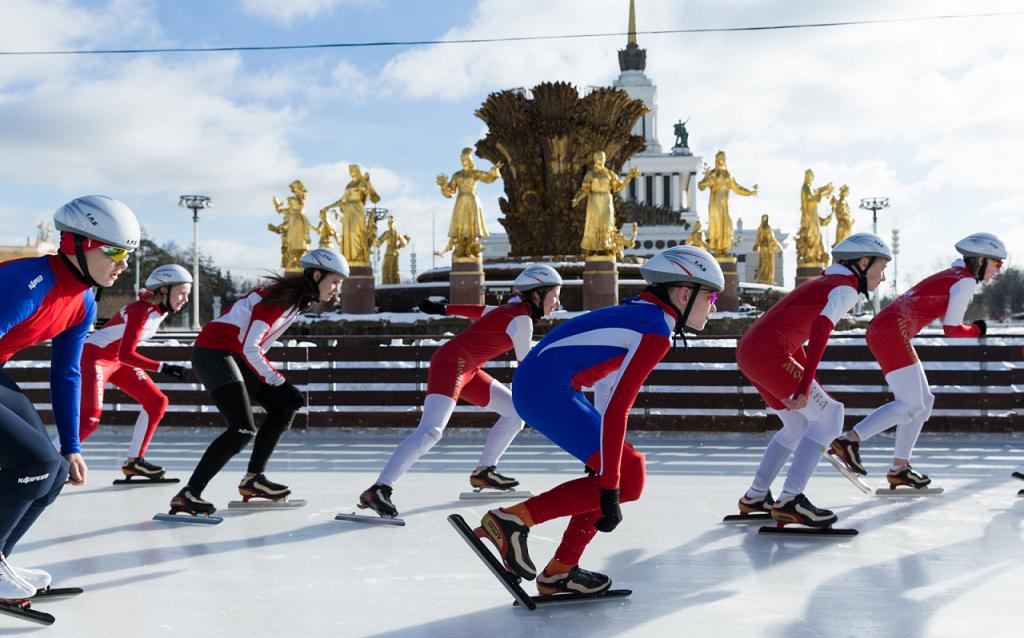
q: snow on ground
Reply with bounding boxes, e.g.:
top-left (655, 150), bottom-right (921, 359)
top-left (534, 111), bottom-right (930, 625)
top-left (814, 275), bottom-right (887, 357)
top-left (12, 428), bottom-right (1024, 637)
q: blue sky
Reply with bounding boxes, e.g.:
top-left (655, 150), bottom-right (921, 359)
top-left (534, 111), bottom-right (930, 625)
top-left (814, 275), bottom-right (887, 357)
top-left (2, 0), bottom-right (1023, 290)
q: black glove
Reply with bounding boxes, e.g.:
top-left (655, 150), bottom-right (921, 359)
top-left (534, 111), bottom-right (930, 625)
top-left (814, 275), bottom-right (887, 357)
top-left (278, 380), bottom-right (306, 409)
top-left (418, 298), bottom-right (448, 315)
top-left (972, 319), bottom-right (987, 336)
top-left (160, 364), bottom-right (191, 382)
top-left (593, 488), bottom-right (622, 533)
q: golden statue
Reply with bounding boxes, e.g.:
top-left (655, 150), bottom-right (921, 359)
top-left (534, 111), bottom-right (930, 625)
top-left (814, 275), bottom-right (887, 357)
top-left (829, 184), bottom-right (853, 247)
top-left (321, 164), bottom-right (380, 267)
top-left (753, 214), bottom-right (783, 285)
top-left (685, 220), bottom-right (709, 250)
top-left (795, 169), bottom-right (834, 265)
top-left (697, 150), bottom-right (757, 258)
top-left (612, 222), bottom-right (639, 260)
top-left (269, 179), bottom-right (314, 271)
top-left (315, 208), bottom-right (342, 250)
top-left (572, 151), bottom-right (641, 256)
top-left (374, 216), bottom-right (410, 285)
top-left (436, 148), bottom-right (501, 259)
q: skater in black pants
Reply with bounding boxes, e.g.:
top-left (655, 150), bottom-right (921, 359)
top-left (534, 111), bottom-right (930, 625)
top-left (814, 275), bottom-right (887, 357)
top-left (170, 249), bottom-right (349, 515)
top-left (0, 195), bottom-right (140, 598)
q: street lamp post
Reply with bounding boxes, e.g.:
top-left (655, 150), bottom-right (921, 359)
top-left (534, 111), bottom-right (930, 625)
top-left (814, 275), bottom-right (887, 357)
top-left (859, 196), bottom-right (889, 235)
top-left (178, 195), bottom-right (213, 330)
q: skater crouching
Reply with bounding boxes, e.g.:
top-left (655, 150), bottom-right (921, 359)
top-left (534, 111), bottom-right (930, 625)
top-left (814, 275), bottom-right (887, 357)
top-left (79, 264), bottom-right (194, 480)
top-left (170, 249), bottom-right (348, 516)
top-left (829, 233), bottom-right (1005, 489)
top-left (737, 233), bottom-right (891, 529)
top-left (359, 264), bottom-right (563, 518)
top-left (0, 195), bottom-right (140, 597)
top-left (480, 246), bottom-right (722, 597)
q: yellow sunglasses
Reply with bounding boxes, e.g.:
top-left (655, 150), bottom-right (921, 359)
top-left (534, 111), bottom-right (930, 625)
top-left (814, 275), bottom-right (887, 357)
top-left (99, 245), bottom-right (133, 262)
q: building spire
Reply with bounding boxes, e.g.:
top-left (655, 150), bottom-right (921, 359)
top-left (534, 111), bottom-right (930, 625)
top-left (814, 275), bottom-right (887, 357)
top-left (618, 0), bottom-right (646, 72)
top-left (628, 0), bottom-right (637, 45)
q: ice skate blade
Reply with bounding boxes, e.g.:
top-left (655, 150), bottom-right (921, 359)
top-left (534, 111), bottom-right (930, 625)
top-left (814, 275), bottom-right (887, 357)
top-left (1011, 471), bottom-right (1024, 481)
top-left (0, 600), bottom-right (54, 626)
top-left (759, 524), bottom-right (858, 537)
top-left (33, 587), bottom-right (84, 599)
top-left (515, 589), bottom-right (632, 607)
top-left (112, 477), bottom-right (180, 486)
top-left (459, 489), bottom-right (534, 501)
top-left (1017, 488), bottom-right (1024, 497)
top-left (334, 512), bottom-right (405, 526)
top-left (152, 513), bottom-right (223, 525)
top-left (875, 487), bottom-right (943, 496)
top-left (722, 512), bottom-right (772, 524)
top-left (447, 514), bottom-right (537, 611)
top-left (227, 499), bottom-right (307, 509)
top-left (822, 449), bottom-right (872, 494)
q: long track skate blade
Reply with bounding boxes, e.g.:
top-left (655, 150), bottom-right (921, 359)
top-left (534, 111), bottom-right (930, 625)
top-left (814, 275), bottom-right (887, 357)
top-left (227, 499), bottom-right (308, 509)
top-left (821, 449), bottom-right (873, 494)
top-left (334, 512), bottom-right (405, 526)
top-left (875, 487), bottom-right (944, 496)
top-left (722, 513), bottom-right (772, 524)
top-left (0, 601), bottom-right (55, 626)
top-left (514, 589), bottom-right (632, 607)
top-left (759, 525), bottom-right (858, 537)
top-left (152, 513), bottom-right (223, 525)
top-left (113, 477), bottom-right (180, 486)
top-left (446, 514), bottom-right (536, 611)
top-left (1012, 471), bottom-right (1024, 481)
top-left (33, 587), bottom-right (84, 599)
top-left (459, 490), bottom-right (534, 501)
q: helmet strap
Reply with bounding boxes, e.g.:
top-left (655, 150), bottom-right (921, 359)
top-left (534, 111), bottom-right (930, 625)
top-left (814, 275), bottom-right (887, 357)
top-left (59, 234), bottom-right (100, 288)
top-left (522, 287), bottom-right (550, 322)
top-left (842, 257), bottom-right (875, 298)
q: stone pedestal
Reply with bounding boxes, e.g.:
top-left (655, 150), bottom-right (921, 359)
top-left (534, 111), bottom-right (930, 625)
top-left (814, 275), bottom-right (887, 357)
top-left (716, 257), bottom-right (740, 312)
top-left (341, 264), bottom-right (375, 314)
top-left (450, 257), bottom-right (484, 305)
top-left (583, 255), bottom-right (618, 310)
top-left (796, 263), bottom-right (826, 288)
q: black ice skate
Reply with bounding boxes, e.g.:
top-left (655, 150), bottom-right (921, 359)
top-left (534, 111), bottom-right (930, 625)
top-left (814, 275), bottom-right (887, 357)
top-left (113, 457), bottom-right (179, 485)
top-left (238, 474), bottom-right (291, 502)
top-left (829, 437), bottom-right (867, 475)
top-left (760, 493), bottom-right (857, 537)
top-left (358, 483), bottom-right (399, 518)
top-left (479, 509), bottom-right (536, 580)
top-left (461, 467), bottom-right (533, 501)
top-left (153, 489), bottom-right (222, 525)
top-left (537, 566), bottom-right (612, 597)
top-left (723, 490), bottom-right (774, 523)
top-left (877, 465), bottom-right (943, 496)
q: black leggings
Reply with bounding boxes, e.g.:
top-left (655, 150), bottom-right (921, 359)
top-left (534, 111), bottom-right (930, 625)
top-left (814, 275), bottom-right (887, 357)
top-left (187, 348), bottom-right (304, 495)
top-left (0, 368), bottom-right (69, 556)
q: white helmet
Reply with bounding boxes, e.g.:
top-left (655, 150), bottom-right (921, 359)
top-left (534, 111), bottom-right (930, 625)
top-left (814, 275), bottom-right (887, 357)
top-left (54, 195), bottom-right (141, 250)
top-left (832, 232), bottom-right (893, 262)
top-left (955, 233), bottom-right (1007, 260)
top-left (300, 248), bottom-right (350, 277)
top-left (640, 246), bottom-right (725, 292)
top-left (513, 264), bottom-right (563, 292)
top-left (145, 264), bottom-right (193, 291)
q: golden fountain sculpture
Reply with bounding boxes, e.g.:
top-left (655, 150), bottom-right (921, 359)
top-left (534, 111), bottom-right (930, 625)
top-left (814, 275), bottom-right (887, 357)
top-left (321, 164), bottom-right (381, 267)
top-left (829, 184), bottom-right (853, 247)
top-left (686, 219), bottom-right (710, 250)
top-left (269, 179), bottom-right (314, 271)
top-left (697, 150), bottom-right (758, 258)
top-left (572, 151), bottom-right (641, 256)
top-left (753, 214), bottom-right (784, 285)
top-left (375, 216), bottom-right (410, 285)
top-left (435, 148), bottom-right (501, 260)
top-left (795, 169), bottom-right (834, 266)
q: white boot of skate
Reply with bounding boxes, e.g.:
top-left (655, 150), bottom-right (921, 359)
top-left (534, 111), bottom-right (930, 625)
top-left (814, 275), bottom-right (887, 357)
top-left (0, 557), bottom-right (36, 599)
top-left (11, 565), bottom-right (51, 591)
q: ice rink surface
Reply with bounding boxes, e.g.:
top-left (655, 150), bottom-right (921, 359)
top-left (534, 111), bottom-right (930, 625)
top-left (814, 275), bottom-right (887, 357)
top-left (9, 427), bottom-right (1024, 637)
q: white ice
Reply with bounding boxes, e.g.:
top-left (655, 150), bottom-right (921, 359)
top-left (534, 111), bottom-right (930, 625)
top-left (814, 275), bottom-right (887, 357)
top-left (10, 428), bottom-right (1024, 637)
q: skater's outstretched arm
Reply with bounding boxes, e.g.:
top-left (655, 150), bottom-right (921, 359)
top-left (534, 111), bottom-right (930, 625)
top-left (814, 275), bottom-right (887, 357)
top-left (597, 333), bottom-right (669, 490)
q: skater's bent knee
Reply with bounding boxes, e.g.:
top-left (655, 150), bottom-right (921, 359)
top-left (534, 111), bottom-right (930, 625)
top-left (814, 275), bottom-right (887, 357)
top-left (618, 449), bottom-right (647, 502)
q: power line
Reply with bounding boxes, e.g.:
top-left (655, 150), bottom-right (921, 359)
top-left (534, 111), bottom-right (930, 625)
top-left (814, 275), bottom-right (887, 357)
top-left (2, 10), bottom-right (1023, 56)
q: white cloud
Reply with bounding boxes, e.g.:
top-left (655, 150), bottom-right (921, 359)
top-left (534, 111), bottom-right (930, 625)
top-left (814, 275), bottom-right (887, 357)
top-left (239, 0), bottom-right (368, 25)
